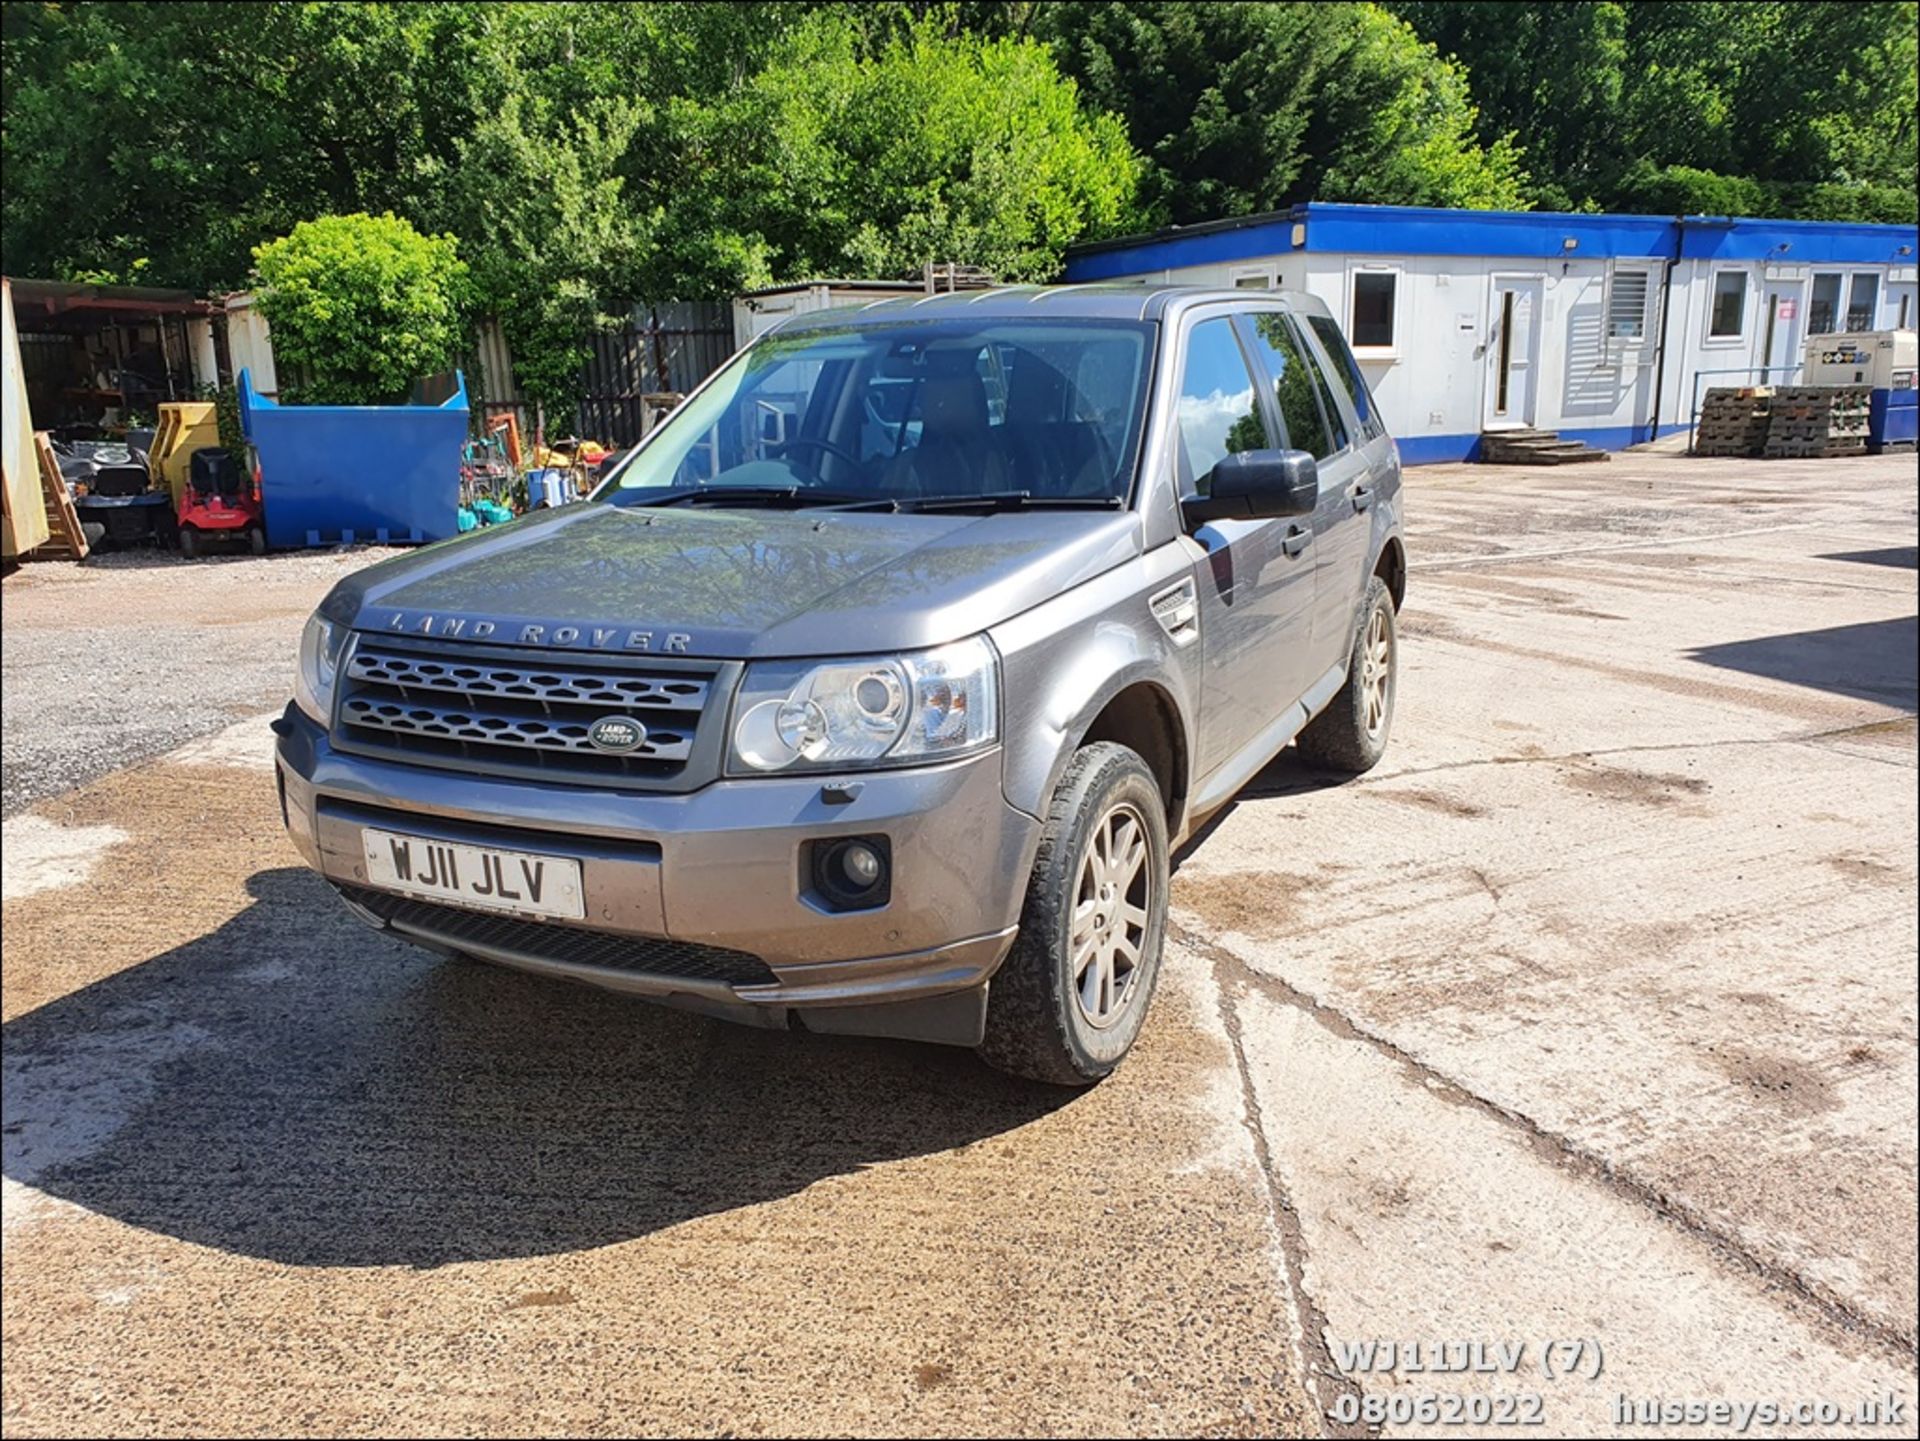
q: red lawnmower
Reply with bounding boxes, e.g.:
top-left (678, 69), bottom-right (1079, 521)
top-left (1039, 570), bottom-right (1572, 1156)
top-left (177, 449), bottom-right (266, 557)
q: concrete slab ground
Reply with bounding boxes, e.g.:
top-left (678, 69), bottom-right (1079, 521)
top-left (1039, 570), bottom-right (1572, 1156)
top-left (2, 452), bottom-right (1915, 1437)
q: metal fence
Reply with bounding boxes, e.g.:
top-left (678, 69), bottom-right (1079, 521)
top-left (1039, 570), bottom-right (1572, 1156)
top-left (471, 301), bottom-right (733, 448)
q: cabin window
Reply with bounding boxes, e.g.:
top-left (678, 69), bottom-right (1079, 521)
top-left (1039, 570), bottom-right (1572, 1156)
top-left (1809, 273), bottom-right (1844, 334)
top-left (1708, 270), bottom-right (1748, 339)
top-left (1349, 270), bottom-right (1398, 350)
top-left (1846, 273), bottom-right (1880, 332)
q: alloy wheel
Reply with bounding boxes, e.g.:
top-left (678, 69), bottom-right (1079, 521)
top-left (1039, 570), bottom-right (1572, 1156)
top-left (1071, 801), bottom-right (1152, 1029)
top-left (1361, 606), bottom-right (1393, 739)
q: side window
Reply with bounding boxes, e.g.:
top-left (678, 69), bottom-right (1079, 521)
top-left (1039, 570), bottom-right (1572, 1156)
top-left (1240, 311), bottom-right (1340, 459)
top-left (1306, 313), bottom-right (1384, 441)
top-left (1175, 318), bottom-right (1268, 492)
top-left (1350, 271), bottom-right (1397, 350)
top-left (1809, 273), bottom-right (1844, 334)
top-left (1846, 273), bottom-right (1880, 331)
top-left (1708, 270), bottom-right (1748, 339)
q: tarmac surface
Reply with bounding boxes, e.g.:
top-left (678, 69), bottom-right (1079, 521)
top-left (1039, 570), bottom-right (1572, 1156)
top-left (3, 453), bottom-right (1916, 1436)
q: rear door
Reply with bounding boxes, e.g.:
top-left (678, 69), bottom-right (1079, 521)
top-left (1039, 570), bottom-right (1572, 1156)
top-left (1236, 309), bottom-right (1371, 677)
top-left (1172, 314), bottom-right (1322, 778)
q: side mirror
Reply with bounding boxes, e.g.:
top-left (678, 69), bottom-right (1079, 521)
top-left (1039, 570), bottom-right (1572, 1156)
top-left (1182, 449), bottom-right (1319, 525)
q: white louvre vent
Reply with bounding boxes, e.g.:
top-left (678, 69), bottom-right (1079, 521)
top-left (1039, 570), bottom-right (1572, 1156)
top-left (1605, 264), bottom-right (1659, 360)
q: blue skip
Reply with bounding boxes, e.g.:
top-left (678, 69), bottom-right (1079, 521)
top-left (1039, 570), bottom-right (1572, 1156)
top-left (239, 370), bottom-right (469, 550)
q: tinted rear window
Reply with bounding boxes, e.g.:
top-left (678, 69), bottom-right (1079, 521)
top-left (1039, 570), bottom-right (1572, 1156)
top-left (1307, 314), bottom-right (1385, 440)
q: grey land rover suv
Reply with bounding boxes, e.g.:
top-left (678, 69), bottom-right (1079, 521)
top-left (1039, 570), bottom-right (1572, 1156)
top-left (275, 286), bottom-right (1405, 1084)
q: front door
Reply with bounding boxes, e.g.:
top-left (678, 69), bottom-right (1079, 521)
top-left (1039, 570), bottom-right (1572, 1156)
top-left (1482, 277), bottom-right (1542, 429)
top-left (1761, 280), bottom-right (1806, 381)
top-left (1174, 315), bottom-right (1321, 779)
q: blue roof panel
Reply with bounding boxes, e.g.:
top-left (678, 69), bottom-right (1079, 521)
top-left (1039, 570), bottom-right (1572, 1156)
top-left (1063, 202), bottom-right (1919, 278)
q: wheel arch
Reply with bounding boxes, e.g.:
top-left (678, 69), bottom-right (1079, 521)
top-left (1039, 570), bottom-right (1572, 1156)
top-left (1374, 533), bottom-right (1406, 610)
top-left (1077, 679), bottom-right (1190, 836)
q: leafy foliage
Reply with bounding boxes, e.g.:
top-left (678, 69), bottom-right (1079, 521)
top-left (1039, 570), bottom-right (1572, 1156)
top-left (1312, 6), bottom-right (1529, 211)
top-left (252, 213), bottom-right (469, 405)
top-left (1391, 0), bottom-right (1918, 220)
top-left (3, 0), bottom-right (1912, 412)
top-left (1038, 1), bottom-right (1529, 224)
top-left (0, 1), bottom-right (493, 290)
top-left (649, 15), bottom-right (1142, 293)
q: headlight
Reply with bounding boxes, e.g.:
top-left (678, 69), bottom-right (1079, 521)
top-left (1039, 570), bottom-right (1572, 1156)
top-left (729, 636), bottom-right (1000, 775)
top-left (293, 613), bottom-right (348, 724)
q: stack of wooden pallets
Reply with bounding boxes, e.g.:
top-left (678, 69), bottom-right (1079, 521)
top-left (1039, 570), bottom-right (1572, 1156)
top-left (1694, 387), bottom-right (1773, 457)
top-left (1763, 387), bottom-right (1870, 459)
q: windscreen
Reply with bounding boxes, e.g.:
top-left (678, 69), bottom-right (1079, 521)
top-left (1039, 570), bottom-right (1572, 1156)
top-left (598, 318), bottom-right (1155, 506)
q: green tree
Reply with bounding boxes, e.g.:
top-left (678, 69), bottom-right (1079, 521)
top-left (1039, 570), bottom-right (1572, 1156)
top-left (1037, 1), bottom-right (1528, 225)
top-left (445, 87), bottom-right (649, 412)
top-left (649, 13), bottom-right (1143, 291)
top-left (0, 1), bottom-right (492, 289)
top-left (1312, 6), bottom-right (1529, 211)
top-left (252, 212), bottom-right (470, 405)
top-left (1391, 0), bottom-right (1918, 220)
top-left (1389, 2), bottom-right (1626, 209)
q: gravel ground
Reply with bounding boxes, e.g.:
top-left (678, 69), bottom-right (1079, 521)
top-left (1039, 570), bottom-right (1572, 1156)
top-left (0, 547), bottom-right (401, 816)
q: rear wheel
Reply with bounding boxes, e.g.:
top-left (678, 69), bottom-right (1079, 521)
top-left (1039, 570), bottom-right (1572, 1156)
top-left (978, 742), bottom-right (1169, 1086)
top-left (1295, 574), bottom-right (1398, 773)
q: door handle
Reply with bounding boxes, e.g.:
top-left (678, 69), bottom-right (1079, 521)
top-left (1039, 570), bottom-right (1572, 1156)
top-left (1352, 485), bottom-right (1374, 513)
top-left (1281, 525), bottom-right (1312, 557)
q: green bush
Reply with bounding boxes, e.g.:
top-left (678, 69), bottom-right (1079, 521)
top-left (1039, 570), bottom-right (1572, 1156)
top-left (1779, 183), bottom-right (1917, 225)
top-left (252, 213), bottom-right (469, 405)
top-left (1616, 162), bottom-right (1917, 224)
top-left (1617, 162), bottom-right (1769, 218)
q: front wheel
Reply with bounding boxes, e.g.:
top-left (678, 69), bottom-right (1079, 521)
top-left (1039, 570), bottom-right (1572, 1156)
top-left (978, 741), bottom-right (1170, 1086)
top-left (1295, 574), bottom-right (1398, 773)
top-left (177, 525), bottom-right (200, 559)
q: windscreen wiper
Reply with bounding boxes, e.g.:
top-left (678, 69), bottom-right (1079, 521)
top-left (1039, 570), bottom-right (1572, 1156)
top-left (625, 485), bottom-right (876, 509)
top-left (897, 491), bottom-right (1126, 513)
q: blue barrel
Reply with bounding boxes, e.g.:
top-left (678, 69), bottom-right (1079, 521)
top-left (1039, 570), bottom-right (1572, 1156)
top-left (239, 369), bottom-right (469, 548)
top-left (535, 469), bottom-right (571, 508)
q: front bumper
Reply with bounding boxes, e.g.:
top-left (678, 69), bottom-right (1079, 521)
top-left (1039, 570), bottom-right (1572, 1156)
top-left (275, 707), bottom-right (1035, 1045)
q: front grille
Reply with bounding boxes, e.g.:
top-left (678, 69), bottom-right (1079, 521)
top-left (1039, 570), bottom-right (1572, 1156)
top-left (334, 636), bottom-right (727, 790)
top-left (340, 885), bottom-right (778, 987)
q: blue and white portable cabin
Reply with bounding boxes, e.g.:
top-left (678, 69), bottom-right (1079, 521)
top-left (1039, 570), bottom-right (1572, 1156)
top-left (1062, 202), bottom-right (1920, 464)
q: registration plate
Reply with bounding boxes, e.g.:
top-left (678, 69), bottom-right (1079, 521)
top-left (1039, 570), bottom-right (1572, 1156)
top-left (361, 828), bottom-right (585, 921)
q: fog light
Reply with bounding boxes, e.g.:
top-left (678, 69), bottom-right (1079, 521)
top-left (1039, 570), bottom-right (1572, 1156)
top-left (842, 842), bottom-right (882, 886)
top-left (809, 835), bottom-right (892, 912)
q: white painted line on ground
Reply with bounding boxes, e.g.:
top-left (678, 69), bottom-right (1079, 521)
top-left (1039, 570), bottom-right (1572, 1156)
top-left (163, 713), bottom-right (278, 772)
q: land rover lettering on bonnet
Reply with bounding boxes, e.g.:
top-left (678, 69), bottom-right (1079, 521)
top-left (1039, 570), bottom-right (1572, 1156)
top-left (276, 285), bottom-right (1406, 1084)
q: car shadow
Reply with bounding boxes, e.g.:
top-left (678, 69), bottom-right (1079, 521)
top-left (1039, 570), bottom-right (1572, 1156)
top-left (1172, 747), bottom-right (1353, 872)
top-left (1686, 615), bottom-right (1918, 711)
top-left (2, 867), bottom-right (1071, 1269)
top-left (1817, 546), bottom-right (1917, 570)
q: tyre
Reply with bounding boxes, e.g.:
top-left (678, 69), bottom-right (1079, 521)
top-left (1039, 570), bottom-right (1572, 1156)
top-left (1295, 574), bottom-right (1398, 773)
top-left (249, 525), bottom-right (267, 556)
top-left (177, 525), bottom-right (200, 559)
top-left (978, 741), bottom-right (1170, 1086)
